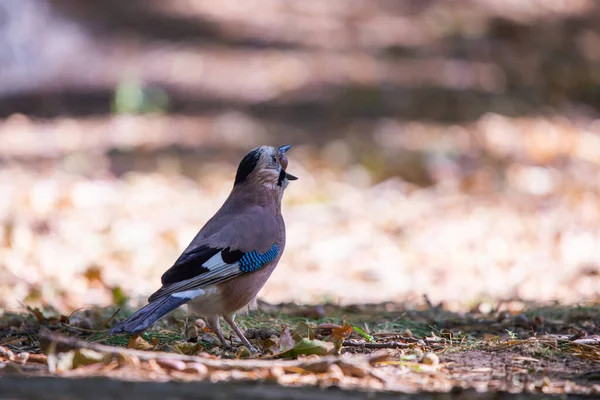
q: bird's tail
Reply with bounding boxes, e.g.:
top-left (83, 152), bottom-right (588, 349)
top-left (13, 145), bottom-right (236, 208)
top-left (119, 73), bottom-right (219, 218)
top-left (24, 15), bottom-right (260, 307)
top-left (109, 296), bottom-right (189, 334)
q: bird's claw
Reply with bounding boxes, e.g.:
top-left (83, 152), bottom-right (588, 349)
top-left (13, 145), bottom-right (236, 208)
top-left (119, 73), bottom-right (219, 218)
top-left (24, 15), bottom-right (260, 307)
top-left (246, 345), bottom-right (258, 354)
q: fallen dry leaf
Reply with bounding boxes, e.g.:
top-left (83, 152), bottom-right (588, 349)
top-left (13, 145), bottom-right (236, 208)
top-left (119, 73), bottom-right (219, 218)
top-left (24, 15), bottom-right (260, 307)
top-left (421, 353), bottom-right (440, 366)
top-left (265, 328), bottom-right (296, 356)
top-left (327, 323), bottom-right (354, 354)
top-left (292, 322), bottom-right (315, 341)
top-left (169, 341), bottom-right (201, 355)
top-left (26, 307), bottom-right (46, 325)
top-left (155, 358), bottom-right (186, 371)
top-left (127, 336), bottom-right (156, 351)
top-left (280, 338), bottom-right (335, 358)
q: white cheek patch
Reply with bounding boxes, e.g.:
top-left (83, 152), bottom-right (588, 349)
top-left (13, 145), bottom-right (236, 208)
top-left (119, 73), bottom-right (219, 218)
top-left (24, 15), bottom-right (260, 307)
top-left (258, 168), bottom-right (281, 190)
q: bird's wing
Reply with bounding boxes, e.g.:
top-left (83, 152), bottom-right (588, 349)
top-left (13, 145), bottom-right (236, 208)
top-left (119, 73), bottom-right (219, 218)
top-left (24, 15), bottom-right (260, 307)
top-left (148, 207), bottom-right (281, 302)
top-left (148, 243), bottom-right (279, 301)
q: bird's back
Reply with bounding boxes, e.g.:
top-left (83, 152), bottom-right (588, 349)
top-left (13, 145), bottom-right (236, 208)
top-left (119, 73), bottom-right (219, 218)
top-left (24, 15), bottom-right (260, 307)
top-left (185, 184), bottom-right (282, 253)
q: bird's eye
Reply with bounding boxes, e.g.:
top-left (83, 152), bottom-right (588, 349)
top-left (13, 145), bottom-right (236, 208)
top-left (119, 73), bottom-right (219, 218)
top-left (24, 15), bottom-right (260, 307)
top-left (271, 155), bottom-right (277, 165)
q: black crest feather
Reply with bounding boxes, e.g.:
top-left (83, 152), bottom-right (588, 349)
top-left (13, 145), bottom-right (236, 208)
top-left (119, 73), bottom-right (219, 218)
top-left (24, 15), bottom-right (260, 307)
top-left (234, 148), bottom-right (262, 185)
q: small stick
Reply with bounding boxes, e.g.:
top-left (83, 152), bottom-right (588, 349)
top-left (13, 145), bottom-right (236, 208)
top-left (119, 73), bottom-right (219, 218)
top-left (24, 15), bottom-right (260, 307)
top-left (343, 339), bottom-right (412, 349)
top-left (0, 336), bottom-right (28, 346)
top-left (39, 330), bottom-right (386, 372)
top-left (68, 307), bottom-right (87, 319)
top-left (86, 309), bottom-right (121, 342)
top-left (372, 334), bottom-right (425, 344)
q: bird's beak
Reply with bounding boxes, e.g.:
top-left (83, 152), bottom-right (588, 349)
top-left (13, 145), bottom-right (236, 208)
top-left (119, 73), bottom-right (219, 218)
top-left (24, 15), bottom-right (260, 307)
top-left (278, 145), bottom-right (298, 181)
top-left (278, 145), bottom-right (292, 154)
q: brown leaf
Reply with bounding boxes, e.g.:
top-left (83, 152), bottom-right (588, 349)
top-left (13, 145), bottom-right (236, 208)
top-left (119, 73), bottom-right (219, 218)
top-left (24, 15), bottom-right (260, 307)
top-left (47, 318), bottom-right (63, 328)
top-left (169, 341), bottom-right (201, 355)
top-left (26, 307), bottom-right (46, 324)
top-left (337, 361), bottom-right (368, 378)
top-left (183, 362), bottom-right (208, 376)
top-left (26, 353), bottom-right (48, 364)
top-left (156, 358), bottom-right (186, 371)
top-left (236, 346), bottom-right (253, 359)
top-left (292, 322), bottom-right (315, 340)
top-left (368, 351), bottom-right (393, 366)
top-left (323, 363), bottom-right (345, 385)
top-left (72, 349), bottom-right (110, 368)
top-left (47, 351), bottom-right (75, 373)
top-left (421, 352), bottom-right (440, 366)
top-left (327, 323), bottom-right (353, 354)
top-left (127, 335), bottom-right (155, 351)
top-left (266, 366), bottom-right (285, 381)
top-left (83, 265), bottom-right (105, 288)
top-left (12, 352), bottom-right (29, 364)
top-left (146, 359), bottom-right (165, 373)
top-left (184, 325), bottom-right (198, 341)
top-left (279, 328), bottom-right (297, 352)
top-left (0, 346), bottom-right (15, 360)
top-left (331, 324), bottom-right (354, 340)
top-left (315, 323), bottom-right (343, 338)
top-left (266, 328), bottom-right (296, 356)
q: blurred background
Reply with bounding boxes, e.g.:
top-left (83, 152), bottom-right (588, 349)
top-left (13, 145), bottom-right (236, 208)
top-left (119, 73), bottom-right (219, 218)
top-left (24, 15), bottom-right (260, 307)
top-left (1, 0), bottom-right (600, 314)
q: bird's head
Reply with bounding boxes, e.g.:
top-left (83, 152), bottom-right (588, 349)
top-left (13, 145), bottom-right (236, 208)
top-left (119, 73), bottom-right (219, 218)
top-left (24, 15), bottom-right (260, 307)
top-left (234, 145), bottom-right (298, 191)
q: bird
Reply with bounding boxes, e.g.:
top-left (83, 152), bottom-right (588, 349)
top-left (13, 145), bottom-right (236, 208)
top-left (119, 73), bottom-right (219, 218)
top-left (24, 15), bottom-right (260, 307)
top-left (109, 145), bottom-right (297, 351)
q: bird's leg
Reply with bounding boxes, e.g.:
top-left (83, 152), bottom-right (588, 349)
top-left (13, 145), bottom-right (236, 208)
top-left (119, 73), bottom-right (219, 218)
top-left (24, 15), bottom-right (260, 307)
top-left (205, 315), bottom-right (229, 349)
top-left (223, 314), bottom-right (257, 352)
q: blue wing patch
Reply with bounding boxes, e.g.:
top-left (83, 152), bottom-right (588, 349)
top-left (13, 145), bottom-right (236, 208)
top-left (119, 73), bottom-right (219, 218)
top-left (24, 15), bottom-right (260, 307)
top-left (239, 243), bottom-right (280, 273)
top-left (148, 243), bottom-right (281, 301)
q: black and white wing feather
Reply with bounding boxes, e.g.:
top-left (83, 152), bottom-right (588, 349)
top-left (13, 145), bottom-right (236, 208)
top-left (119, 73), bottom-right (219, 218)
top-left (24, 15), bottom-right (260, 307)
top-left (109, 243), bottom-right (279, 334)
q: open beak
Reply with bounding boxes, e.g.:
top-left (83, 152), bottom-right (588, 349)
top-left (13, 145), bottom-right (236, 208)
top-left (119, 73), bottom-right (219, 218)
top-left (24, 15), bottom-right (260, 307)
top-left (278, 145), bottom-right (298, 181)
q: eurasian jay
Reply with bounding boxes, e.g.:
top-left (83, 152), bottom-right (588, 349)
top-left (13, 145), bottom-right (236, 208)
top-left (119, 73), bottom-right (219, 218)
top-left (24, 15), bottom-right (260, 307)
top-left (110, 145), bottom-right (297, 351)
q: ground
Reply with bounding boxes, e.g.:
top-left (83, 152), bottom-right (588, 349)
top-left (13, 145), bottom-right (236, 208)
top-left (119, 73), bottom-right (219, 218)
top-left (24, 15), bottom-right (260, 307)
top-left (2, 301), bottom-right (600, 397)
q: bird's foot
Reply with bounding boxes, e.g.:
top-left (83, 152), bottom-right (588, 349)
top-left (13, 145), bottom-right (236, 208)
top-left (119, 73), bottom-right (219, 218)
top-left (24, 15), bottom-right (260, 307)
top-left (244, 344), bottom-right (258, 354)
top-left (216, 338), bottom-right (232, 350)
top-left (218, 340), bottom-right (257, 354)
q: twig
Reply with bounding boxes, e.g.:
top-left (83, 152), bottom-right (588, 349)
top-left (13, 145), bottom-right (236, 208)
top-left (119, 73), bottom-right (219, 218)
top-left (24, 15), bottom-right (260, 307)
top-left (423, 294), bottom-right (434, 309)
top-left (537, 334), bottom-right (600, 347)
top-left (372, 334), bottom-right (426, 345)
top-left (571, 338), bottom-right (600, 346)
top-left (343, 339), bottom-right (412, 349)
top-left (39, 330), bottom-right (387, 375)
top-left (0, 336), bottom-right (29, 346)
top-left (68, 307), bottom-right (88, 319)
top-left (86, 308), bottom-right (121, 342)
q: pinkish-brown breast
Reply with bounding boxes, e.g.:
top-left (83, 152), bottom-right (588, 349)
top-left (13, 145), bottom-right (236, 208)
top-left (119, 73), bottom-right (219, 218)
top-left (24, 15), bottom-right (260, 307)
top-left (218, 214), bottom-right (286, 314)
